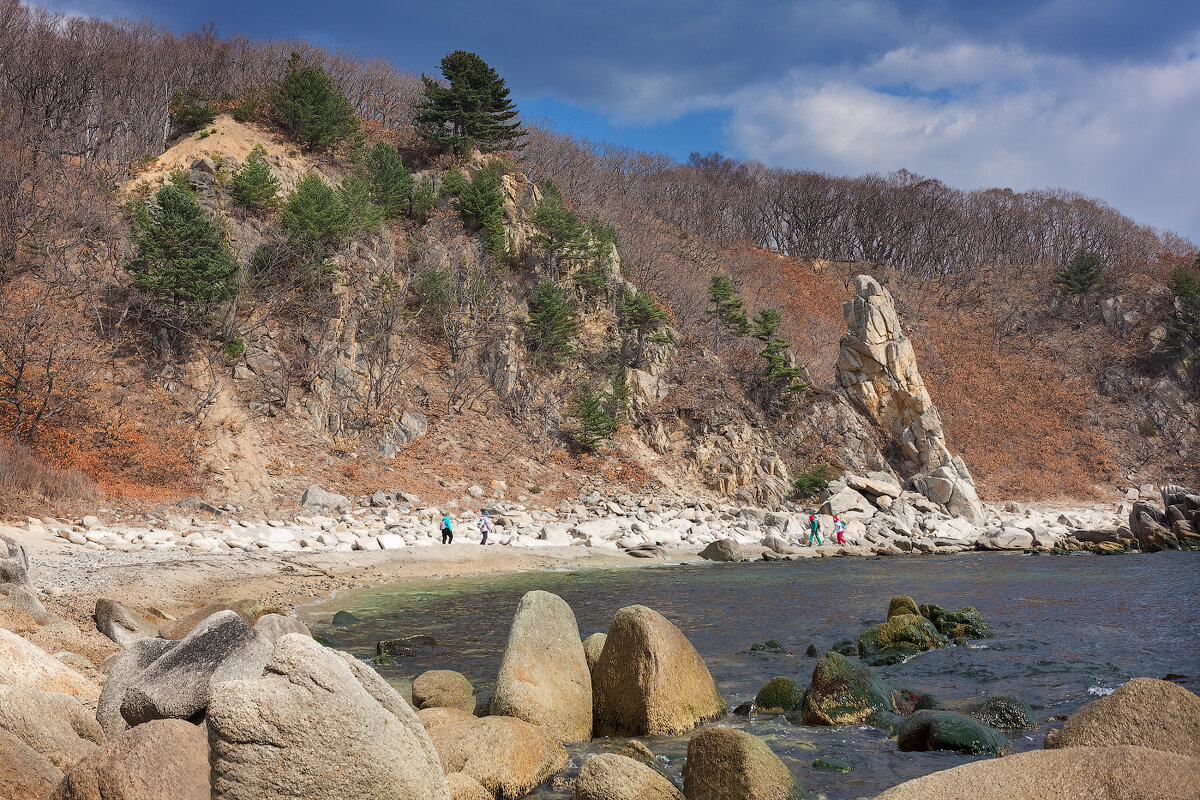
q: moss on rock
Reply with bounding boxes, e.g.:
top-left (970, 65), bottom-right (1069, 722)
top-left (800, 652), bottom-right (896, 726)
top-left (895, 710), bottom-right (1009, 756)
top-left (858, 614), bottom-right (949, 666)
top-left (754, 677), bottom-right (804, 713)
top-left (887, 596), bottom-right (919, 619)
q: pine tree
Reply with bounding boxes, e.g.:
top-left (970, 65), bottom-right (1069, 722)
top-left (531, 181), bottom-right (585, 281)
top-left (415, 51), bottom-right (524, 155)
top-left (618, 289), bottom-right (667, 367)
top-left (708, 275), bottom-right (750, 348)
top-left (412, 176), bottom-right (436, 220)
top-left (457, 169), bottom-right (506, 255)
top-left (570, 383), bottom-right (619, 451)
top-left (1160, 267), bottom-right (1200, 377)
top-left (752, 306), bottom-right (809, 412)
top-left (1055, 248), bottom-right (1106, 294)
top-left (526, 280), bottom-right (577, 366)
top-left (282, 173), bottom-right (352, 255)
top-left (338, 173), bottom-right (383, 236)
top-left (229, 146), bottom-right (281, 209)
top-left (168, 84), bottom-right (215, 135)
top-left (126, 185), bottom-right (238, 316)
top-left (364, 141), bottom-right (413, 218)
top-left (270, 53), bottom-right (360, 149)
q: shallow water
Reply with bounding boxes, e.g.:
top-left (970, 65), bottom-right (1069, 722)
top-left (303, 551), bottom-right (1200, 799)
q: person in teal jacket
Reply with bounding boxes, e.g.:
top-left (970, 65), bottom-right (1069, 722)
top-left (808, 514), bottom-right (822, 546)
top-left (440, 514), bottom-right (453, 544)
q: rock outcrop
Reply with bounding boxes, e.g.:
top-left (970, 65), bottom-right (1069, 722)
top-left (490, 590), bottom-right (592, 742)
top-left (836, 275), bottom-right (984, 524)
top-left (0, 686), bottom-right (104, 771)
top-left (49, 719), bottom-right (208, 800)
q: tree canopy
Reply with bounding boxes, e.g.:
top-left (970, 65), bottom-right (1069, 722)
top-left (270, 53), bottom-right (360, 149)
top-left (415, 51), bottom-right (524, 154)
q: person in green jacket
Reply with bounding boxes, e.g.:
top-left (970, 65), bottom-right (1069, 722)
top-left (807, 514), bottom-right (822, 546)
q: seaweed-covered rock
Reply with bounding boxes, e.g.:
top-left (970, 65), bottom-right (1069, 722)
top-left (831, 639), bottom-right (857, 657)
top-left (956, 694), bottom-right (1036, 732)
top-left (801, 652), bottom-right (896, 726)
top-left (749, 640), bottom-right (788, 654)
top-left (754, 677), bottom-right (804, 713)
top-left (858, 614), bottom-right (948, 666)
top-left (895, 710), bottom-right (1008, 755)
top-left (919, 603), bottom-right (989, 639)
top-left (376, 634), bottom-right (440, 658)
top-left (1044, 677), bottom-right (1200, 756)
top-left (572, 753), bottom-right (684, 800)
top-left (682, 726), bottom-right (805, 800)
top-left (887, 596), bottom-right (919, 619)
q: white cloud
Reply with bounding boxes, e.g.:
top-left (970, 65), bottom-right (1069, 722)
top-left (723, 38), bottom-right (1200, 242)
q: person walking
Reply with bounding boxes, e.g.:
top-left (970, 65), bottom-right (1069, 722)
top-left (477, 510), bottom-right (493, 545)
top-left (807, 514), bottom-right (822, 546)
top-left (833, 515), bottom-right (846, 545)
top-left (440, 513), bottom-right (453, 545)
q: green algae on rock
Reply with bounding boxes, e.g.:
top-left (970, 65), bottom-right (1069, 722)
top-left (956, 694), bottom-right (1036, 732)
top-left (801, 651), bottom-right (897, 726)
top-left (919, 604), bottom-right (989, 640)
top-left (895, 710), bottom-right (1009, 756)
top-left (754, 677), bottom-right (805, 713)
top-left (858, 614), bottom-right (949, 666)
top-left (887, 596), bottom-right (920, 619)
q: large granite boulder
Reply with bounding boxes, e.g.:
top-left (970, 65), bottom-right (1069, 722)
top-left (208, 634), bottom-right (449, 799)
top-left (0, 686), bottom-right (104, 771)
top-left (835, 275), bottom-right (984, 523)
top-left (96, 637), bottom-right (175, 737)
top-left (875, 745), bottom-right (1200, 800)
top-left (93, 599), bottom-right (157, 647)
top-left (698, 539), bottom-right (743, 562)
top-left (158, 602), bottom-right (255, 640)
top-left (896, 710), bottom-right (1008, 755)
top-left (681, 726), bottom-right (804, 800)
top-left (583, 632), bottom-right (607, 673)
top-left (0, 532), bottom-right (30, 586)
top-left (1044, 677), bottom-right (1200, 756)
top-left (0, 628), bottom-right (98, 698)
top-left (801, 651), bottom-right (896, 726)
top-left (419, 706), bottom-right (567, 799)
top-left (491, 590), bottom-right (592, 742)
top-left (0, 727), bottom-right (62, 800)
top-left (858, 613), bottom-right (949, 666)
top-left (412, 669), bottom-right (476, 713)
top-left (121, 610), bottom-right (272, 726)
top-left (592, 605), bottom-right (726, 736)
top-left (573, 753), bottom-right (684, 800)
top-left (49, 719), bottom-right (208, 800)
top-left (447, 772), bottom-right (493, 800)
top-left (252, 613), bottom-right (311, 642)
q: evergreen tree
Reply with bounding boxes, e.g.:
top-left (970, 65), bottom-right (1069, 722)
top-left (270, 53), bottom-right (360, 149)
top-left (457, 169), bottom-right (506, 255)
top-left (1055, 248), bottom-right (1106, 294)
top-left (618, 289), bottom-right (667, 367)
top-left (412, 176), bottom-right (437, 220)
top-left (752, 306), bottom-right (809, 412)
top-left (282, 173), bottom-right (352, 255)
top-left (229, 146), bottom-right (281, 209)
top-left (708, 275), bottom-right (750, 348)
top-left (1159, 267), bottom-right (1200, 377)
top-left (570, 383), bottom-right (619, 451)
top-left (126, 185), bottom-right (238, 316)
top-left (364, 141), bottom-right (413, 218)
top-left (415, 50), bottom-right (524, 154)
top-left (531, 181), bottom-right (585, 281)
top-left (526, 280), bottom-right (577, 366)
top-left (168, 84), bottom-right (215, 135)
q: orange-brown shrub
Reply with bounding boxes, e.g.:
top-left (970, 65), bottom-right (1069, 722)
top-left (0, 443), bottom-right (93, 502)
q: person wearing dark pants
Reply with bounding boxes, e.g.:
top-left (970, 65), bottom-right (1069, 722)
top-left (441, 514), bottom-right (453, 544)
top-left (477, 509), bottom-right (492, 545)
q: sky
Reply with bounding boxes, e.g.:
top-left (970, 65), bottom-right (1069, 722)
top-left (38, 0), bottom-right (1200, 244)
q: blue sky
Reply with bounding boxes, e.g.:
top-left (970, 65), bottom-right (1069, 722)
top-left (40, 0), bottom-right (1200, 244)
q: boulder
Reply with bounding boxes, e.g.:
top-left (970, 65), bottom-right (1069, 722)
top-left (121, 610), bottom-right (273, 726)
top-left (299, 486), bottom-right (351, 512)
top-left (419, 706), bottom-right (567, 799)
top-left (977, 527), bottom-right (1034, 550)
top-left (874, 745), bottom-right (1200, 800)
top-left (377, 633), bottom-right (441, 658)
top-left (573, 753), bottom-right (684, 800)
top-left (447, 772), bottom-right (493, 800)
top-left (93, 599), bottom-right (157, 647)
top-left (0, 728), bottom-right (62, 800)
top-left (491, 590), bottom-right (592, 742)
top-left (895, 710), bottom-right (1008, 755)
top-left (681, 726), bottom-right (804, 800)
top-left (919, 604), bottom-right (989, 639)
top-left (846, 474), bottom-right (901, 498)
top-left (754, 677), bottom-right (804, 713)
top-left (158, 602), bottom-right (255, 640)
top-left (760, 535), bottom-right (798, 555)
top-left (0, 582), bottom-right (52, 623)
top-left (955, 694), bottom-right (1035, 732)
top-left (252, 613), bottom-right (312, 642)
top-left (96, 637), bottom-right (175, 738)
top-left (0, 686), bottom-right (104, 771)
top-left (49, 719), bottom-right (208, 800)
top-left (818, 487), bottom-right (874, 517)
top-left (858, 613), bottom-right (949, 666)
top-left (412, 669), bottom-right (476, 714)
top-left (801, 652), bottom-right (896, 726)
top-left (886, 596), bottom-right (919, 619)
top-left (208, 634), bottom-right (450, 800)
top-left (592, 605), bottom-right (726, 736)
top-left (0, 532), bottom-right (30, 585)
top-left (0, 628), bottom-right (98, 698)
top-left (698, 538), bottom-right (743, 562)
top-left (1044, 677), bottom-right (1200, 756)
top-left (582, 632), bottom-right (607, 673)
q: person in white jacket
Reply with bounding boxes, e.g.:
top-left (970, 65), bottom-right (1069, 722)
top-left (477, 509), bottom-right (493, 545)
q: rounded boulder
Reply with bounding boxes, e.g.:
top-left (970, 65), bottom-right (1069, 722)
top-left (681, 726), bottom-right (804, 800)
top-left (573, 753), bottom-right (684, 800)
top-left (801, 651), bottom-right (896, 726)
top-left (1044, 677), bottom-right (1200, 756)
top-left (413, 669), bottom-right (476, 714)
top-left (49, 719), bottom-right (208, 800)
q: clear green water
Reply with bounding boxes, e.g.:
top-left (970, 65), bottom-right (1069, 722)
top-left (302, 551), bottom-right (1200, 799)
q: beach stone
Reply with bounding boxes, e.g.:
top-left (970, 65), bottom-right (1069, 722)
top-left (754, 677), bottom-right (804, 713)
top-left (583, 632), bottom-right (607, 673)
top-left (491, 590), bottom-right (592, 742)
top-left (1043, 677), bottom-right (1200, 756)
top-left (447, 772), bottom-right (493, 800)
top-left (419, 706), bottom-right (567, 799)
top-left (573, 753), bottom-right (684, 800)
top-left (956, 694), bottom-right (1036, 731)
top-left (377, 634), bottom-right (440, 658)
top-left (49, 719), bottom-right (208, 800)
top-left (819, 487), bottom-right (874, 517)
top-left (874, 744), bottom-right (1200, 800)
top-left (252, 613), bottom-right (311, 643)
top-left (93, 599), bottom-right (157, 647)
top-left (886, 596), bottom-right (919, 619)
top-left (208, 634), bottom-right (450, 800)
top-left (0, 686), bottom-right (104, 771)
top-left (760, 534), bottom-right (798, 555)
top-left (96, 637), bottom-right (175, 737)
top-left (592, 605), bottom-right (725, 737)
top-left (896, 710), bottom-right (1008, 755)
top-left (0, 727), bottom-right (62, 800)
top-left (859, 613), bottom-right (949, 666)
top-left (300, 486), bottom-right (351, 511)
top-left (121, 610), bottom-right (272, 726)
top-left (698, 538), bottom-right (743, 562)
top-left (158, 602), bottom-right (254, 640)
top-left (801, 651), bottom-right (896, 726)
top-left (412, 669), bottom-right (476, 713)
top-left (615, 739), bottom-right (675, 783)
top-left (682, 725), bottom-right (804, 800)
top-left (0, 628), bottom-right (98, 698)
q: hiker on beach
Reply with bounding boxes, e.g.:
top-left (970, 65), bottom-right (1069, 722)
top-left (834, 515), bottom-right (846, 545)
top-left (477, 510), bottom-right (492, 545)
top-left (808, 514), bottom-right (822, 546)
top-left (440, 514), bottom-right (453, 544)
